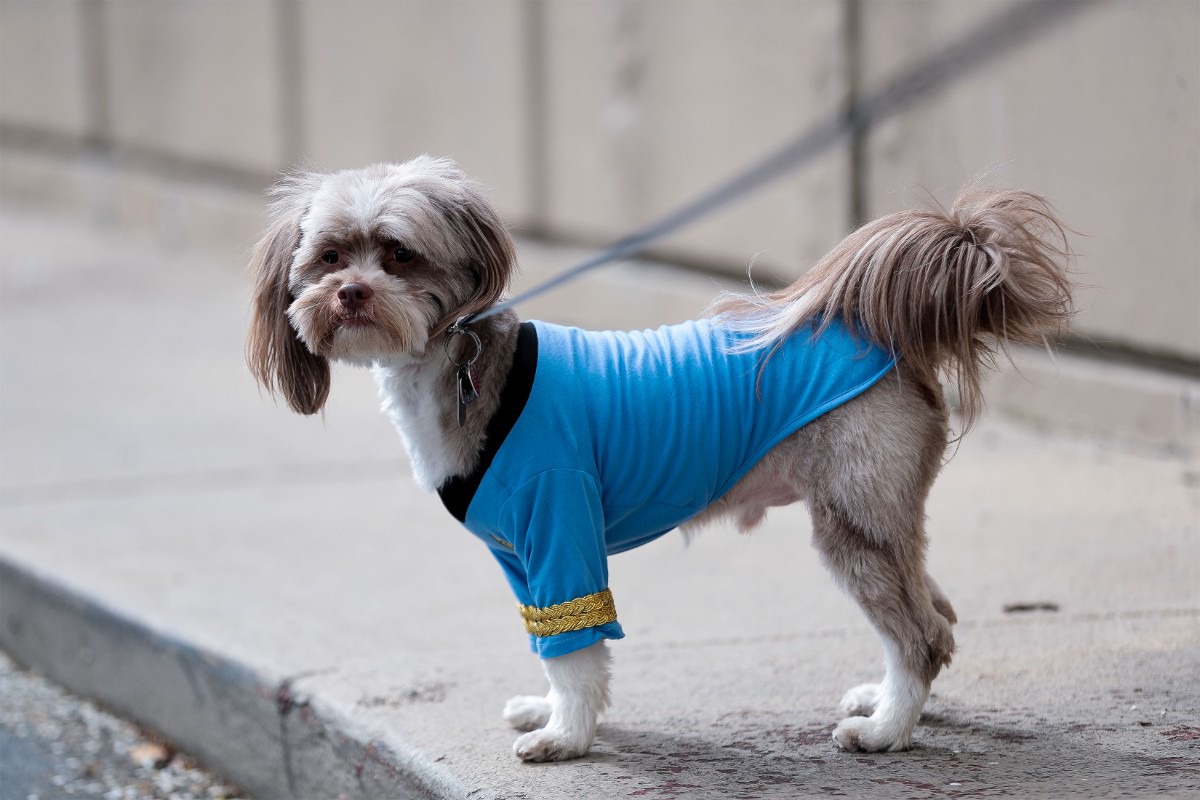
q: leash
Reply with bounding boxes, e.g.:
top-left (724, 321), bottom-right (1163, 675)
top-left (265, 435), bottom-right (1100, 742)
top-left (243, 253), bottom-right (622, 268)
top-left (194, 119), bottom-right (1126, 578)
top-left (447, 0), bottom-right (1100, 424)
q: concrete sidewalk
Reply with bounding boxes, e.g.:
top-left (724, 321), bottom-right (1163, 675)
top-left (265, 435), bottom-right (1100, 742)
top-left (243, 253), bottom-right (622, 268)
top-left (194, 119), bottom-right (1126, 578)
top-left (0, 204), bottom-right (1197, 799)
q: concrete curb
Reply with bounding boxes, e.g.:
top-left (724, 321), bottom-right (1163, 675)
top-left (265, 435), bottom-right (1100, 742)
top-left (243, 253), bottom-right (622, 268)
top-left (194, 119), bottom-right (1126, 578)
top-left (0, 556), bottom-right (463, 800)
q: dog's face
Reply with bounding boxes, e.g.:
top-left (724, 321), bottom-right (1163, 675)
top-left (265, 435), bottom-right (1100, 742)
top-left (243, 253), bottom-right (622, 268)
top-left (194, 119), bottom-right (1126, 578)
top-left (246, 156), bottom-right (515, 414)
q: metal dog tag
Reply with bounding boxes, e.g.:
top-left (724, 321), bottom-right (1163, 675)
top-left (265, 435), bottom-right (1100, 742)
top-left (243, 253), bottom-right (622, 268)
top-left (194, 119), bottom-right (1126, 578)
top-left (456, 365), bottom-right (479, 427)
top-left (446, 317), bottom-right (482, 428)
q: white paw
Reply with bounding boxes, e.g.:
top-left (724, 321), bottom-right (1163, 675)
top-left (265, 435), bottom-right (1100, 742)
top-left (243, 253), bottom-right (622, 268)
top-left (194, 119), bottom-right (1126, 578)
top-left (838, 683), bottom-right (882, 718)
top-left (503, 695), bottom-right (552, 732)
top-left (513, 726), bottom-right (592, 762)
top-left (832, 715), bottom-right (913, 753)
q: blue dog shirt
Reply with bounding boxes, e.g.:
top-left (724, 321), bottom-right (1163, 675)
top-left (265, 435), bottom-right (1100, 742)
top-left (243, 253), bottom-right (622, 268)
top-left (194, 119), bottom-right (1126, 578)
top-left (438, 318), bottom-right (894, 658)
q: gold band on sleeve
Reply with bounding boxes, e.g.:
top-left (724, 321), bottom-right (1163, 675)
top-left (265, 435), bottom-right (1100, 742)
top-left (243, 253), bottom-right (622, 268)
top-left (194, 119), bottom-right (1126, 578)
top-left (518, 589), bottom-right (617, 637)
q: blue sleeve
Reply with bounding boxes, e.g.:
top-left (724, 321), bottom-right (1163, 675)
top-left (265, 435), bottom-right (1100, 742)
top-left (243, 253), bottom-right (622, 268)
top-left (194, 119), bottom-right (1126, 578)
top-left (499, 469), bottom-right (625, 658)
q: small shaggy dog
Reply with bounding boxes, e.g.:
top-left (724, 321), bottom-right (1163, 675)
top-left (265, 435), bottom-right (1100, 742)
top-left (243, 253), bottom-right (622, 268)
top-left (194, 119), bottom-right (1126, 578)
top-left (246, 156), bottom-right (1071, 761)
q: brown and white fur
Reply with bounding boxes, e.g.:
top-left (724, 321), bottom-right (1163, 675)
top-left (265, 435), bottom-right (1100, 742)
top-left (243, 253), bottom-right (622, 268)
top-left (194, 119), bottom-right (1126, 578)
top-left (246, 155), bottom-right (1072, 761)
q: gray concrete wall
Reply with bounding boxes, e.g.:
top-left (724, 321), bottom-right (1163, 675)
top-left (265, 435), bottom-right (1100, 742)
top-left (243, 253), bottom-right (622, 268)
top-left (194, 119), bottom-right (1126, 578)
top-left (1, 0), bottom-right (1197, 365)
top-left (296, 0), bottom-right (536, 222)
top-left (540, 0), bottom-right (852, 283)
top-left (860, 0), bottom-right (1200, 362)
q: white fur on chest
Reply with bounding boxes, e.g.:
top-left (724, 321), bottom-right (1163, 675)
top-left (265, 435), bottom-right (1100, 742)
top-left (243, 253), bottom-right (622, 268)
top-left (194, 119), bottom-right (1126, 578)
top-left (373, 358), bottom-right (457, 492)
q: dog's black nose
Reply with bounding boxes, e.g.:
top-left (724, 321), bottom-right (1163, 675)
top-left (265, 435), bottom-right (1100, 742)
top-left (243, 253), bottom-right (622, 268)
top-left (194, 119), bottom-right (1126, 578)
top-left (337, 282), bottom-right (374, 310)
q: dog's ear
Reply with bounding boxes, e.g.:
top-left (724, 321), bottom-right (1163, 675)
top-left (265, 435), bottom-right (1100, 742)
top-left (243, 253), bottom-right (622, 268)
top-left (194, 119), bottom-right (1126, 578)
top-left (246, 173), bottom-right (331, 415)
top-left (429, 172), bottom-right (517, 339)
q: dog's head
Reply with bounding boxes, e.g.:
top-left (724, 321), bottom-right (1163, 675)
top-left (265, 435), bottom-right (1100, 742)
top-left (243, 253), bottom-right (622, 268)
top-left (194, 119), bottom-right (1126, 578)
top-left (246, 156), bottom-right (515, 414)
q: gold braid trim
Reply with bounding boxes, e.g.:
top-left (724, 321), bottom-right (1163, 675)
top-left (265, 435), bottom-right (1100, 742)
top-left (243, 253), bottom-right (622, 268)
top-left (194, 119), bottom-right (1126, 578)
top-left (519, 589), bottom-right (617, 637)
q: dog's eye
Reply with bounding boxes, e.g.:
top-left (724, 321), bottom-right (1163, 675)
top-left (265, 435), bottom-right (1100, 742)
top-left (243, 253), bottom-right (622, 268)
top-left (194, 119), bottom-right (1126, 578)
top-left (321, 250), bottom-right (339, 265)
top-left (381, 242), bottom-right (421, 276)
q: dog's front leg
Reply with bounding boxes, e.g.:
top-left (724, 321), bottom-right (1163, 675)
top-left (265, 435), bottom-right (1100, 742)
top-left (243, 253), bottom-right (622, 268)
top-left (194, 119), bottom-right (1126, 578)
top-left (509, 641), bottom-right (610, 762)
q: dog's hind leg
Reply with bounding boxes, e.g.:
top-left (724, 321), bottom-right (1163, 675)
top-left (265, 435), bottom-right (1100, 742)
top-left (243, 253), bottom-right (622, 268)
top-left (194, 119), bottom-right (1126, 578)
top-left (797, 370), bottom-right (955, 752)
top-left (926, 570), bottom-right (958, 625)
top-left (837, 567), bottom-right (957, 720)
top-left (813, 500), bottom-right (955, 752)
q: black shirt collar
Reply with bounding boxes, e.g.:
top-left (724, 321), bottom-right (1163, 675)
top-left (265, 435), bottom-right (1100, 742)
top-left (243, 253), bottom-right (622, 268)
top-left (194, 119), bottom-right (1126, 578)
top-left (437, 322), bottom-right (538, 522)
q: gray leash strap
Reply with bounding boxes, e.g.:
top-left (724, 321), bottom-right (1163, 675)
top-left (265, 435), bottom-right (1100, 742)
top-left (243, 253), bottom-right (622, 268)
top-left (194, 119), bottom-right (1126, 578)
top-left (464, 0), bottom-right (1100, 327)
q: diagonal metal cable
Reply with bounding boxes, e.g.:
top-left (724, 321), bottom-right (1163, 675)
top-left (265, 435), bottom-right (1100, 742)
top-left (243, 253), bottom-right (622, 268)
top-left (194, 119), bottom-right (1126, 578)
top-left (468, 0), bottom-right (1102, 324)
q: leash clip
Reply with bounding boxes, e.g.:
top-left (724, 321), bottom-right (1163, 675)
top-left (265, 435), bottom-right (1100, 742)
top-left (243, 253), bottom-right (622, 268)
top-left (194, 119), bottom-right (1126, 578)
top-left (447, 313), bottom-right (476, 337)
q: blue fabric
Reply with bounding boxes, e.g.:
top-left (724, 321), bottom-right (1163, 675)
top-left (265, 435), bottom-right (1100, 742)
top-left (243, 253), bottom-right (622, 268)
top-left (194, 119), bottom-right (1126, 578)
top-left (460, 317), bottom-right (895, 658)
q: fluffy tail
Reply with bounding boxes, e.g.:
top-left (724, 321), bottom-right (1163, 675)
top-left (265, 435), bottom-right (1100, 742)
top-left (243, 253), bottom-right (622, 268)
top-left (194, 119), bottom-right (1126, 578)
top-left (711, 188), bottom-right (1073, 428)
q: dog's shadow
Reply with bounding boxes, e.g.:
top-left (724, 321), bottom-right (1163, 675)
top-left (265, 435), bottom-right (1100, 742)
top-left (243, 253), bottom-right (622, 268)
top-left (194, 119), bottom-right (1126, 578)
top-left (536, 708), bottom-right (1190, 798)
top-left (580, 720), bottom-right (842, 797)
